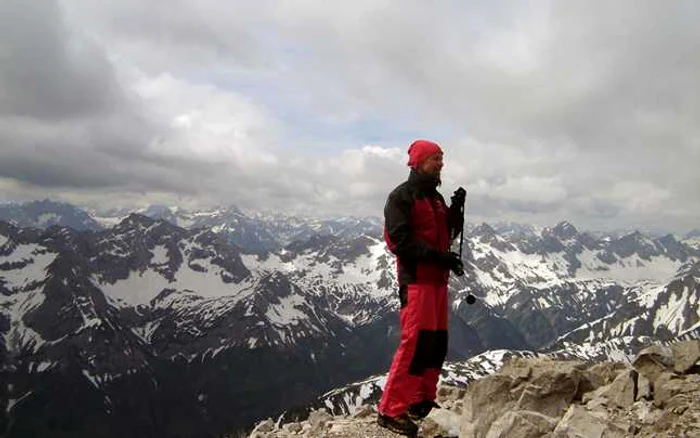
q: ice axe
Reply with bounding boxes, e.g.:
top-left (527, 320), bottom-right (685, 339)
top-left (453, 187), bottom-right (476, 305)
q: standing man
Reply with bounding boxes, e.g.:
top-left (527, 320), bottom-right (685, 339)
top-left (377, 139), bottom-right (466, 436)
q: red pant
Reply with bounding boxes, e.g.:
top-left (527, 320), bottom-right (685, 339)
top-left (379, 283), bottom-right (448, 417)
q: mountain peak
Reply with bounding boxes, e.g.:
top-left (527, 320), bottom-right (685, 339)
top-left (473, 222), bottom-right (497, 237)
top-left (552, 221), bottom-right (579, 240)
top-left (118, 213), bottom-right (157, 229)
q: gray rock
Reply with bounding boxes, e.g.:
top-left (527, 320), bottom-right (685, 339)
top-left (351, 405), bottom-right (374, 419)
top-left (632, 344), bottom-right (675, 383)
top-left (636, 374), bottom-right (652, 401)
top-left (282, 422), bottom-right (302, 433)
top-left (486, 410), bottom-right (558, 438)
top-left (552, 405), bottom-right (610, 438)
top-left (606, 369), bottom-right (638, 408)
top-left (251, 418), bottom-right (275, 434)
top-left (671, 340), bottom-right (700, 374)
top-left (461, 358), bottom-right (585, 437)
top-left (653, 372), bottom-right (700, 408)
top-left (307, 408), bottom-right (332, 429)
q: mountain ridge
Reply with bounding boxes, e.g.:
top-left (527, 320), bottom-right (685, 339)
top-left (1, 200), bottom-right (699, 437)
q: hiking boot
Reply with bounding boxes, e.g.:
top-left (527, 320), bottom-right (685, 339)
top-left (377, 413), bottom-right (418, 436)
top-left (407, 400), bottom-right (441, 420)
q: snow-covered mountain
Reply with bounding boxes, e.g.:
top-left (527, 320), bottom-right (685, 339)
top-left (1, 205), bottom-right (699, 437)
top-left (0, 199), bottom-right (102, 231)
top-left (91, 203), bottom-right (383, 253)
top-left (684, 229), bottom-right (700, 250)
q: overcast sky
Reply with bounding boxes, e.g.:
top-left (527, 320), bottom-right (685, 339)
top-left (1, 0), bottom-right (698, 233)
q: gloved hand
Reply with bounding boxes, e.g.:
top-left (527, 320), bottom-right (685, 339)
top-left (451, 187), bottom-right (466, 210)
top-left (437, 251), bottom-right (464, 276)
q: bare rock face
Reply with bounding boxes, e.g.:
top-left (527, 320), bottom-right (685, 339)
top-left (671, 340), bottom-right (700, 373)
top-left (632, 344), bottom-right (676, 383)
top-left (461, 357), bottom-right (587, 437)
top-left (459, 340), bottom-right (700, 438)
top-left (245, 340), bottom-right (700, 438)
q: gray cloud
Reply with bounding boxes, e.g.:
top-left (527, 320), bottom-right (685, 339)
top-left (0, 0), bottom-right (231, 196)
top-left (0, 0), bottom-right (124, 119)
top-left (1, 0), bottom-right (698, 233)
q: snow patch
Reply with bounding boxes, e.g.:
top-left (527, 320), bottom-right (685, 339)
top-left (654, 285), bottom-right (694, 332)
top-left (37, 213), bottom-right (59, 226)
top-left (150, 245), bottom-right (169, 265)
top-left (265, 293), bottom-right (308, 326)
top-left (577, 250), bottom-right (679, 284)
top-left (99, 256), bottom-right (255, 306)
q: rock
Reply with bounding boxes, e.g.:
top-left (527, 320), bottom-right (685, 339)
top-left (327, 419), bottom-right (354, 435)
top-left (351, 405), bottom-right (374, 419)
top-left (606, 368), bottom-right (638, 408)
top-left (499, 357), bottom-right (534, 382)
top-left (246, 351), bottom-right (700, 438)
top-left (636, 374), bottom-right (652, 401)
top-left (671, 340), bottom-right (700, 373)
top-left (582, 383), bottom-right (610, 405)
top-left (552, 405), bottom-right (618, 438)
top-left (581, 362), bottom-right (628, 394)
top-left (461, 358), bottom-right (585, 437)
top-left (420, 417), bottom-right (441, 437)
top-left (251, 418), bottom-right (275, 434)
top-left (486, 410), bottom-right (557, 438)
top-left (653, 372), bottom-right (694, 407)
top-left (307, 408), bottom-right (332, 429)
top-left (427, 407), bottom-right (462, 437)
top-left (633, 344), bottom-right (675, 383)
top-left (438, 384), bottom-right (466, 402)
top-left (461, 374), bottom-right (520, 438)
top-left (282, 422), bottom-right (302, 434)
top-left (513, 367), bottom-right (582, 417)
top-left (630, 400), bottom-right (662, 425)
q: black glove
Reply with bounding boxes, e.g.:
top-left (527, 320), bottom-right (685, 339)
top-left (451, 187), bottom-right (466, 210)
top-left (437, 251), bottom-right (464, 276)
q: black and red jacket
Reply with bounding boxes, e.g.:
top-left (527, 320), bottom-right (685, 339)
top-left (383, 170), bottom-right (462, 287)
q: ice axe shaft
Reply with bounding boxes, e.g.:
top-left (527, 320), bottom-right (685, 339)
top-left (456, 188), bottom-right (476, 305)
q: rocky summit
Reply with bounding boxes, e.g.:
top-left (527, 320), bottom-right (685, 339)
top-left (246, 339), bottom-right (700, 438)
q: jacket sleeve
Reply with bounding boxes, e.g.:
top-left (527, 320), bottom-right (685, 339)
top-left (384, 190), bottom-right (442, 262)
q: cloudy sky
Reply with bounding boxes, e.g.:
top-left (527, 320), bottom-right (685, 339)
top-left (1, 0), bottom-right (698, 233)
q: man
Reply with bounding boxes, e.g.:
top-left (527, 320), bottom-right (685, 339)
top-left (377, 139), bottom-right (466, 436)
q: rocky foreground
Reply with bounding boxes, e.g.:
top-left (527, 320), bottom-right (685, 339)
top-left (244, 340), bottom-right (700, 437)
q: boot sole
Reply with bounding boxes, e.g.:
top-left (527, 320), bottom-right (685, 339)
top-left (377, 416), bottom-right (418, 437)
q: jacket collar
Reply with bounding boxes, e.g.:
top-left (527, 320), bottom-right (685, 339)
top-left (408, 169), bottom-right (440, 192)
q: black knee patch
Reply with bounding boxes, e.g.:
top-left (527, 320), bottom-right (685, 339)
top-left (408, 329), bottom-right (448, 375)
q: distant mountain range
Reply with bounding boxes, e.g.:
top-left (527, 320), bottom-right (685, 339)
top-left (1, 199), bottom-right (698, 437)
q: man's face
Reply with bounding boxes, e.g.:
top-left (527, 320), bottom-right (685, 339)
top-left (419, 152), bottom-right (443, 177)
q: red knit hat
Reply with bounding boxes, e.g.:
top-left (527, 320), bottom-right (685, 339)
top-left (407, 139), bottom-right (443, 168)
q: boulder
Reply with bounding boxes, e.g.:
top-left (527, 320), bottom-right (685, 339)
top-left (605, 368), bottom-right (638, 408)
top-left (670, 340), bottom-right (700, 373)
top-left (486, 410), bottom-right (558, 438)
top-left (653, 372), bottom-right (700, 408)
top-left (461, 358), bottom-right (585, 437)
top-left (636, 374), bottom-right (652, 401)
top-left (307, 408), bottom-right (332, 429)
top-left (581, 362), bottom-right (628, 393)
top-left (251, 418), bottom-right (275, 434)
top-left (632, 345), bottom-right (675, 383)
top-left (552, 405), bottom-right (606, 438)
